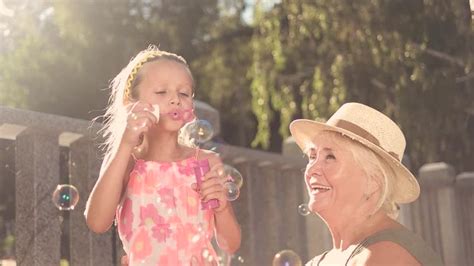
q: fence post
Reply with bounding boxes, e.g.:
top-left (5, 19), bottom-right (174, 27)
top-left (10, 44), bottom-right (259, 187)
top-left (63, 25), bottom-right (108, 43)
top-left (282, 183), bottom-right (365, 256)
top-left (69, 137), bottom-right (114, 265)
top-left (250, 162), bottom-right (280, 265)
top-left (418, 162), bottom-right (462, 265)
top-left (455, 172), bottom-right (474, 265)
top-left (221, 159), bottom-right (253, 265)
top-left (15, 128), bottom-right (61, 265)
top-left (277, 166), bottom-right (309, 261)
top-left (282, 137), bottom-right (332, 262)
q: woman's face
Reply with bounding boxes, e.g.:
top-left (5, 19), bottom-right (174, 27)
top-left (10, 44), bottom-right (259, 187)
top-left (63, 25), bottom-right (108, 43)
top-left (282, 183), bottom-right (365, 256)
top-left (135, 59), bottom-right (194, 131)
top-left (304, 133), bottom-right (368, 217)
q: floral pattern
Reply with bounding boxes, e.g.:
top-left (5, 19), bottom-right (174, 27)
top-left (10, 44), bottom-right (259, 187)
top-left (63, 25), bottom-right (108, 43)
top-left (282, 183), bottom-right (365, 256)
top-left (130, 227), bottom-right (153, 262)
top-left (118, 197), bottom-right (134, 241)
top-left (116, 157), bottom-right (217, 265)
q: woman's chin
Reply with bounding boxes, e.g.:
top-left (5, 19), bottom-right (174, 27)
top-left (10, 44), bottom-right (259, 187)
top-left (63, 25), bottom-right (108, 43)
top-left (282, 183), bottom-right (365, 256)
top-left (308, 199), bottom-right (328, 214)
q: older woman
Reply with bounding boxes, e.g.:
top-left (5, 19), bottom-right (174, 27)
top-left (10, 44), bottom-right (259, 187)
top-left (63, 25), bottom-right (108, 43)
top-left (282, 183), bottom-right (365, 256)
top-left (290, 103), bottom-right (443, 266)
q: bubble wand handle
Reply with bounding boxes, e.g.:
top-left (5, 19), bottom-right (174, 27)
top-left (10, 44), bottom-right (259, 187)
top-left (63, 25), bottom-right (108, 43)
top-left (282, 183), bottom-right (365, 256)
top-left (194, 159), bottom-right (220, 210)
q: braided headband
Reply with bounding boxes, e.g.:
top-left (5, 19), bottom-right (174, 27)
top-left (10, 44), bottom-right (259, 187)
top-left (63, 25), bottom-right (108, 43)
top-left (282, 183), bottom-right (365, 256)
top-left (123, 50), bottom-right (165, 103)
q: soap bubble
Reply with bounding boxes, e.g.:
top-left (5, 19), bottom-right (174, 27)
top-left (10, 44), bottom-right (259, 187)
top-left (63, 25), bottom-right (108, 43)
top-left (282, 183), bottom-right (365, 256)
top-left (52, 184), bottom-right (79, 211)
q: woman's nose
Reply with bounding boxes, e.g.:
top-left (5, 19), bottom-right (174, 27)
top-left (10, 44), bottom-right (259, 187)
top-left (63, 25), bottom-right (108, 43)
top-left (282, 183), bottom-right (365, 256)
top-left (307, 156), bottom-right (323, 171)
top-left (308, 162), bottom-right (322, 172)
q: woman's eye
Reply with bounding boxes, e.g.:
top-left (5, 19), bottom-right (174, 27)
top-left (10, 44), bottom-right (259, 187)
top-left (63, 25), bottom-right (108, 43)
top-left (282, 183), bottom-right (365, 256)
top-left (326, 154), bottom-right (335, 160)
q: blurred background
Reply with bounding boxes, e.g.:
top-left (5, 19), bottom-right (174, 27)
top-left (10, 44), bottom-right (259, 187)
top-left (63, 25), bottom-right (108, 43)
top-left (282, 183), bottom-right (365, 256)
top-left (1, 0), bottom-right (473, 265)
top-left (1, 0), bottom-right (472, 170)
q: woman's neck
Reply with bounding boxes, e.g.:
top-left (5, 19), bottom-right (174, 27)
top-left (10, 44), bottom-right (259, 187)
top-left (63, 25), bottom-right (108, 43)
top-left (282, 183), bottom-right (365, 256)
top-left (322, 210), bottom-right (400, 251)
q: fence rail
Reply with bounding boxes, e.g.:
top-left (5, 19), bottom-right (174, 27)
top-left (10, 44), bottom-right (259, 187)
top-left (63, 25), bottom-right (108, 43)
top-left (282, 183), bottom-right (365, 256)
top-left (1, 105), bottom-right (472, 265)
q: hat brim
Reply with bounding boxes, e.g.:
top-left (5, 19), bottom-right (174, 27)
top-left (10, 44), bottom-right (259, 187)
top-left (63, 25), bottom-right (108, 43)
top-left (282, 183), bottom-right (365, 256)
top-left (290, 119), bottom-right (420, 204)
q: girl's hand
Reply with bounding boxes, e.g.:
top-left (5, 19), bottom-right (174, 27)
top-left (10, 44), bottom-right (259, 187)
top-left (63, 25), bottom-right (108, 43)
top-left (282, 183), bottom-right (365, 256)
top-left (194, 163), bottom-right (229, 213)
top-left (122, 102), bottom-right (158, 148)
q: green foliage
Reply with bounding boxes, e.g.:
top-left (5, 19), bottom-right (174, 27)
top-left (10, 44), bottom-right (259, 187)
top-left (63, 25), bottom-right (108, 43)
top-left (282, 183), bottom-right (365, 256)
top-left (248, 0), bottom-right (473, 170)
top-left (191, 0), bottom-right (257, 146)
top-left (1, 233), bottom-right (14, 257)
top-left (0, 0), bottom-right (472, 170)
top-left (0, 0), bottom-right (220, 119)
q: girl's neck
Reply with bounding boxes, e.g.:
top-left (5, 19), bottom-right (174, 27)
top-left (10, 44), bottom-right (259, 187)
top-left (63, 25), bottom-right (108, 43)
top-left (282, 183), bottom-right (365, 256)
top-left (144, 131), bottom-right (191, 162)
top-left (322, 210), bottom-right (400, 251)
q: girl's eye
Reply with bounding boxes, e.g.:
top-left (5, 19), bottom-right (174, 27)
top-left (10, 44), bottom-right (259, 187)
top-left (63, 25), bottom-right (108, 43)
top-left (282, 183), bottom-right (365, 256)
top-left (154, 91), bottom-right (166, 95)
top-left (326, 154), bottom-right (335, 160)
top-left (179, 92), bottom-right (190, 97)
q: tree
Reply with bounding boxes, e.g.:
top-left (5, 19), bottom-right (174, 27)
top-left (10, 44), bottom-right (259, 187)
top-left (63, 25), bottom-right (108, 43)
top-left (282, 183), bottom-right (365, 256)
top-left (1, 0), bottom-right (472, 171)
top-left (248, 0), bottom-right (473, 171)
top-left (0, 0), bottom-right (220, 119)
top-left (191, 0), bottom-right (257, 146)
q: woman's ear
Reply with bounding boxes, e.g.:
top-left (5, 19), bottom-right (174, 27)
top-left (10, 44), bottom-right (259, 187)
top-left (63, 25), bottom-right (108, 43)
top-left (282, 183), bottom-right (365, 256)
top-left (365, 174), bottom-right (383, 200)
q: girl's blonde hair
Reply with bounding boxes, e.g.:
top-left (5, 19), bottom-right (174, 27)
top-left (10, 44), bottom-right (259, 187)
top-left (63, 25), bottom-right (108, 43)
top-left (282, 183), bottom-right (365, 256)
top-left (311, 131), bottom-right (400, 219)
top-left (97, 45), bottom-right (193, 163)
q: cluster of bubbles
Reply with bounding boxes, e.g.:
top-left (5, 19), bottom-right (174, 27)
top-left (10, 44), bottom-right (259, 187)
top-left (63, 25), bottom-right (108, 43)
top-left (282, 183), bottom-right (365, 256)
top-left (183, 118), bottom-right (245, 265)
top-left (181, 118), bottom-right (309, 266)
top-left (199, 249), bottom-right (301, 266)
top-left (272, 249), bottom-right (302, 266)
top-left (217, 164), bottom-right (243, 201)
top-left (189, 248), bottom-right (246, 266)
top-left (183, 119), bottom-right (243, 202)
top-left (189, 248), bottom-right (217, 265)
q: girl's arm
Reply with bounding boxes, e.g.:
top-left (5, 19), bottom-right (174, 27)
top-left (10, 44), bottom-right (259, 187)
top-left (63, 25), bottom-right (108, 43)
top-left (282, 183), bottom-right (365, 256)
top-left (199, 153), bottom-right (242, 254)
top-left (85, 102), bottom-right (157, 233)
top-left (213, 200), bottom-right (242, 254)
top-left (84, 140), bottom-right (134, 233)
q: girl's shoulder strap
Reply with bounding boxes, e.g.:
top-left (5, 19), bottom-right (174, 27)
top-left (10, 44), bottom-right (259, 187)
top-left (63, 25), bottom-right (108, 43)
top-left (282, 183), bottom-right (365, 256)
top-left (131, 151), bottom-right (138, 162)
top-left (194, 147), bottom-right (201, 160)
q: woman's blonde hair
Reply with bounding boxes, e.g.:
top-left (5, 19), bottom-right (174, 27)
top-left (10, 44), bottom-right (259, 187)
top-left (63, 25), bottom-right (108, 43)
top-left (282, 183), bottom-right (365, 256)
top-left (314, 131), bottom-right (400, 219)
top-left (97, 45), bottom-right (193, 163)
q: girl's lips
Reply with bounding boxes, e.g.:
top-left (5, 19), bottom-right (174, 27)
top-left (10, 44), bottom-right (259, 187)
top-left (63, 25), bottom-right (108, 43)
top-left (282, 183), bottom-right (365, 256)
top-left (164, 108), bottom-right (194, 122)
top-left (168, 110), bottom-right (181, 120)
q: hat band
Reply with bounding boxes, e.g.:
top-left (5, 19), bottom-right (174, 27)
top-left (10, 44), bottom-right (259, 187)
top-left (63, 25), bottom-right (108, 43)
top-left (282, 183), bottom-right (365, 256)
top-left (330, 119), bottom-right (400, 161)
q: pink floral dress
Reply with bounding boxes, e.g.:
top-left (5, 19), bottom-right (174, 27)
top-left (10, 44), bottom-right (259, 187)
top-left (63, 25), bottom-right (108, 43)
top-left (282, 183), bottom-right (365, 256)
top-left (116, 155), bottom-right (217, 265)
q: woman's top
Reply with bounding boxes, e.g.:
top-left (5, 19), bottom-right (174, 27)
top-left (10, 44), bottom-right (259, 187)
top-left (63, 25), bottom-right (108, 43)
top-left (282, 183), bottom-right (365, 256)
top-left (306, 227), bottom-right (444, 266)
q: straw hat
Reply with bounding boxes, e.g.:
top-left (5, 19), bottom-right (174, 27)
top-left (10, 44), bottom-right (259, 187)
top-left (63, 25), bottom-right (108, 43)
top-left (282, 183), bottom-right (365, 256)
top-left (289, 102), bottom-right (420, 203)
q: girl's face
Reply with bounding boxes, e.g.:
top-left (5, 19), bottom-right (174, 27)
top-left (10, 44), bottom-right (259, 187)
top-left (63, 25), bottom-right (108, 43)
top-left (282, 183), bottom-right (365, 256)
top-left (304, 133), bottom-right (368, 218)
top-left (135, 59), bottom-right (194, 131)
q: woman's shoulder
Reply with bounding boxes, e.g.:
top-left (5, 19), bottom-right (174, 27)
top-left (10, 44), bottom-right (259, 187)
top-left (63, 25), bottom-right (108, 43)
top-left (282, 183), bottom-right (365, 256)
top-left (356, 241), bottom-right (421, 265)
top-left (354, 227), bottom-right (443, 266)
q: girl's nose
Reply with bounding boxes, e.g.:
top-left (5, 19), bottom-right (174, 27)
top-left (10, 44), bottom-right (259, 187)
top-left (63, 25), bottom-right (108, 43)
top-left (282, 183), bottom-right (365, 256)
top-left (169, 93), bottom-right (181, 105)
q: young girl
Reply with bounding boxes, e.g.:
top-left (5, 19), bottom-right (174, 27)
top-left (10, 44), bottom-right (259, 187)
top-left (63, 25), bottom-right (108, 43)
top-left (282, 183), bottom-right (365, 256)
top-left (84, 46), bottom-right (241, 265)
